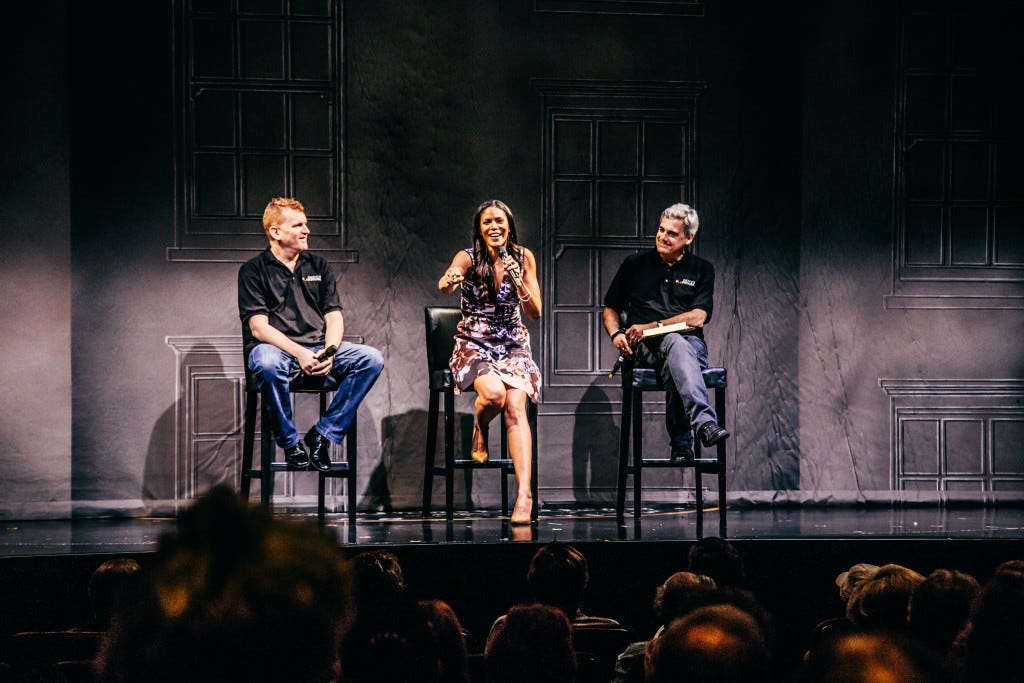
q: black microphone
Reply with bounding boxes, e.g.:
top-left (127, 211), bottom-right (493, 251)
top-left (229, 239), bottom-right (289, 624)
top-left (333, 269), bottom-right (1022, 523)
top-left (498, 247), bottom-right (524, 288)
top-left (316, 345), bottom-right (337, 361)
top-left (608, 354), bottom-right (626, 378)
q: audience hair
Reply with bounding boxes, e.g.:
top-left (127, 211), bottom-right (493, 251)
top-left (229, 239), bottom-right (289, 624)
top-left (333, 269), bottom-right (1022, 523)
top-left (687, 537), bottom-right (745, 588)
top-left (526, 543), bottom-right (590, 619)
top-left (95, 486), bottom-right (352, 683)
top-left (964, 568), bottom-right (1024, 683)
top-left (653, 572), bottom-right (717, 626)
top-left (484, 603), bottom-right (576, 683)
top-left (88, 557), bottom-right (142, 630)
top-left (803, 631), bottom-right (928, 683)
top-left (419, 599), bottom-right (470, 683)
top-left (646, 604), bottom-right (770, 683)
top-left (844, 563), bottom-right (924, 632)
top-left (908, 568), bottom-right (980, 654)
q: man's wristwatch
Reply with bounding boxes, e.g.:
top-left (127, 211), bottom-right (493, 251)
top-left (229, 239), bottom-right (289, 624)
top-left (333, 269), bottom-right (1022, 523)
top-left (610, 328), bottom-right (625, 341)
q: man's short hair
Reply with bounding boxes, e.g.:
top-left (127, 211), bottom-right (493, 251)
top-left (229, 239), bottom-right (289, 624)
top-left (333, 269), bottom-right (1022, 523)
top-left (647, 604), bottom-right (770, 683)
top-left (262, 197), bottom-right (306, 237)
top-left (662, 203), bottom-right (700, 237)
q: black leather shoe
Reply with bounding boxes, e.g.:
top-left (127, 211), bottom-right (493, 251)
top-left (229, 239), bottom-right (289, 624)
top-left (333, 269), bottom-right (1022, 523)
top-left (284, 442), bottom-right (310, 469)
top-left (304, 427), bottom-right (332, 471)
top-left (671, 444), bottom-right (695, 462)
top-left (697, 422), bottom-right (730, 448)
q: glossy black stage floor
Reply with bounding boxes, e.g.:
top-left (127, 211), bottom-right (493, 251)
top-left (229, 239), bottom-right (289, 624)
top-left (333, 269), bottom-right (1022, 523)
top-left (2, 505), bottom-right (1023, 677)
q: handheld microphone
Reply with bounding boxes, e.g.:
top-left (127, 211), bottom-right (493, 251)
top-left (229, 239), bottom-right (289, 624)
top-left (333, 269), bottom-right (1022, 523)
top-left (608, 354), bottom-right (626, 378)
top-left (316, 345), bottom-right (337, 361)
top-left (498, 247), bottom-right (524, 288)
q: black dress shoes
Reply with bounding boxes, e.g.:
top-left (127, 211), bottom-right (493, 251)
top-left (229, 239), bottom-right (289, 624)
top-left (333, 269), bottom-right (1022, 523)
top-left (697, 422), bottom-right (730, 448)
top-left (304, 427), bottom-right (332, 471)
top-left (671, 444), bottom-right (695, 462)
top-left (284, 442), bottom-right (310, 469)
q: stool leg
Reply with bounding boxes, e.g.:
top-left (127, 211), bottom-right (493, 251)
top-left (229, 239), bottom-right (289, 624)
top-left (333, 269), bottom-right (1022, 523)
top-left (443, 387), bottom-right (455, 522)
top-left (529, 401), bottom-right (539, 520)
top-left (318, 473), bottom-right (327, 523)
top-left (632, 385), bottom-right (644, 519)
top-left (422, 390), bottom-right (440, 516)
top-left (695, 468), bottom-right (704, 538)
top-left (347, 414), bottom-right (358, 527)
top-left (500, 412), bottom-right (509, 517)
top-left (259, 402), bottom-right (274, 508)
top-left (616, 379), bottom-right (632, 519)
top-left (241, 390), bottom-right (257, 499)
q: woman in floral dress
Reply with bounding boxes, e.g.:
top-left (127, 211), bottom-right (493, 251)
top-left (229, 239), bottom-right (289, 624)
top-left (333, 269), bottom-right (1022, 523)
top-left (438, 199), bottom-right (541, 524)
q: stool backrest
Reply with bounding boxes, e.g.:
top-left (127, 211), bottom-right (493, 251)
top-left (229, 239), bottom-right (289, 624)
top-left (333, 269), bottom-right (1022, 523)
top-left (424, 306), bottom-right (462, 373)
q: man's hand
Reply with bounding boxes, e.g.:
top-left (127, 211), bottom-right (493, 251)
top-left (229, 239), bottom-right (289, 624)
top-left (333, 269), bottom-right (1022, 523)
top-left (297, 347), bottom-right (332, 376)
top-left (624, 323), bottom-right (653, 348)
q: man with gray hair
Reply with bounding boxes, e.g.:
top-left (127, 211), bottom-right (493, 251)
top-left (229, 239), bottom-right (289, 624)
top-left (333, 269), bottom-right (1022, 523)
top-left (602, 203), bottom-right (728, 462)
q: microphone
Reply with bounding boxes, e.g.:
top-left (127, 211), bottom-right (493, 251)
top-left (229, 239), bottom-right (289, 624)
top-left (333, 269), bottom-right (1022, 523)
top-left (498, 247), bottom-right (524, 288)
top-left (316, 345), bottom-right (337, 361)
top-left (608, 354), bottom-right (626, 378)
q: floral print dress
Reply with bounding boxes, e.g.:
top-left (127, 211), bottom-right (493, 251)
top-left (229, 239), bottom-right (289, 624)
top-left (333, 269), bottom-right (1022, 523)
top-left (449, 248), bottom-right (541, 401)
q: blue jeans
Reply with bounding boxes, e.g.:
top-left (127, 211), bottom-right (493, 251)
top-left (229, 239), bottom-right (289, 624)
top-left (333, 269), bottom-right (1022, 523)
top-left (635, 333), bottom-right (717, 449)
top-left (248, 342), bottom-right (384, 448)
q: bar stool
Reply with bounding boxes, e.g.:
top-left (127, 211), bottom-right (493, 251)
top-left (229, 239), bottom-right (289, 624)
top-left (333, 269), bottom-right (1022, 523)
top-left (617, 362), bottom-right (727, 536)
top-left (240, 371), bottom-right (358, 524)
top-left (421, 306), bottom-right (538, 521)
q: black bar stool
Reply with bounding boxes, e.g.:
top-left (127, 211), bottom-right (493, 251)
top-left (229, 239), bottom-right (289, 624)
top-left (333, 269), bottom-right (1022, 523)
top-left (421, 306), bottom-right (539, 521)
top-left (617, 363), bottom-right (727, 536)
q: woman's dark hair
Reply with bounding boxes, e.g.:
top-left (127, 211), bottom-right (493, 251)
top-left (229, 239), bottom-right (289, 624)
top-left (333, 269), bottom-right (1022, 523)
top-left (470, 199), bottom-right (521, 301)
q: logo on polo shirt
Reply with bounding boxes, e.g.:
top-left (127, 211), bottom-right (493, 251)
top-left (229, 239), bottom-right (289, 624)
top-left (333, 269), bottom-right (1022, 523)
top-left (675, 278), bottom-right (696, 286)
top-left (303, 275), bottom-right (322, 282)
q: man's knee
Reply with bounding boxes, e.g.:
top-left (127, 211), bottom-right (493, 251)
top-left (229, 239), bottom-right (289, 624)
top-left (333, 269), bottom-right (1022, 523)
top-left (359, 345), bottom-right (385, 374)
top-left (249, 344), bottom-right (288, 376)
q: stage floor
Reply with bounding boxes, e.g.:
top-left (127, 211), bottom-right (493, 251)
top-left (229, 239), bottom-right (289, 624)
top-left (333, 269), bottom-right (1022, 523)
top-left (3, 505), bottom-right (1023, 558)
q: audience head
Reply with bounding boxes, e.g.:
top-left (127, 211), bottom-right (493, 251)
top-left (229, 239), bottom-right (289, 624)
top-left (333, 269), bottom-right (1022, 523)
top-left (835, 563), bottom-right (880, 603)
top-left (350, 550), bottom-right (406, 609)
top-left (646, 604), bottom-right (770, 683)
top-left (687, 537), bottom-right (745, 588)
top-left (88, 557), bottom-right (142, 630)
top-left (653, 572), bottom-right (717, 627)
top-left (341, 600), bottom-right (443, 683)
top-left (908, 568), bottom-right (980, 653)
top-left (485, 603), bottom-right (576, 683)
top-left (845, 563), bottom-right (924, 632)
top-left (804, 631), bottom-right (928, 683)
top-left (526, 543), bottom-right (589, 619)
top-left (96, 486), bottom-right (352, 683)
top-left (419, 599), bottom-right (470, 683)
top-left (964, 568), bottom-right (1024, 683)
top-left (993, 559), bottom-right (1024, 577)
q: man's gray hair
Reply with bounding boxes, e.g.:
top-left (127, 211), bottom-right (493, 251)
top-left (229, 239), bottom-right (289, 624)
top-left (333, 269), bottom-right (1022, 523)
top-left (662, 203), bottom-right (699, 237)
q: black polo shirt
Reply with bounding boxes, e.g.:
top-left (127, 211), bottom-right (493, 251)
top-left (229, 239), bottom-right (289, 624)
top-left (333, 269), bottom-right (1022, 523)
top-left (603, 248), bottom-right (715, 340)
top-left (238, 248), bottom-right (343, 358)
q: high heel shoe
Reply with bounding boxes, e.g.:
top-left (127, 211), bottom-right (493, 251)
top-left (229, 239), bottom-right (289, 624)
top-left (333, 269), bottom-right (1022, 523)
top-left (511, 495), bottom-right (533, 525)
top-left (471, 425), bottom-right (489, 464)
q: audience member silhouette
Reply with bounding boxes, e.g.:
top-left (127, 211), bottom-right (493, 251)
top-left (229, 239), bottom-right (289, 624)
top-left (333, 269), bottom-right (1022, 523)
top-left (962, 567), bottom-right (1024, 683)
top-left (94, 486), bottom-right (352, 683)
top-left (686, 537), bottom-right (745, 588)
top-left (525, 542), bottom-right (620, 627)
top-left (340, 600), bottom-right (443, 683)
top-left (484, 603), bottom-right (576, 683)
top-left (613, 572), bottom-right (717, 683)
top-left (645, 604), bottom-right (770, 683)
top-left (908, 568), bottom-right (979, 657)
top-left (844, 563), bottom-right (924, 632)
top-left (419, 599), bottom-right (470, 683)
top-left (85, 558), bottom-right (142, 631)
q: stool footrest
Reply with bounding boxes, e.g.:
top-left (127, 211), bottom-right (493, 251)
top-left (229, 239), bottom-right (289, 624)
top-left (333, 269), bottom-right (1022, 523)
top-left (451, 459), bottom-right (515, 468)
